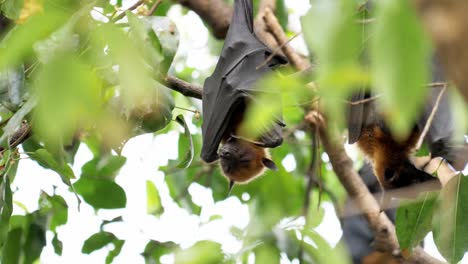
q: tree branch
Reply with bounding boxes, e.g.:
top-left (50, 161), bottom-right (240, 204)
top-left (164, 75), bottom-right (203, 99)
top-left (177, 0), bottom-right (232, 39)
top-left (263, 8), bottom-right (311, 71)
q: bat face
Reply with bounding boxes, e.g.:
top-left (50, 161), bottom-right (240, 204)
top-left (218, 138), bottom-right (277, 183)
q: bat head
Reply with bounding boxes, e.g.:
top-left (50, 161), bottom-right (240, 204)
top-left (381, 159), bottom-right (441, 196)
top-left (218, 137), bottom-right (277, 185)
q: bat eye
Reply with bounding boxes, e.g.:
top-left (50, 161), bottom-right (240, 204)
top-left (384, 168), bottom-right (396, 181)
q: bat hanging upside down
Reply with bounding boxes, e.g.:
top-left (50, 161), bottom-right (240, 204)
top-left (200, 0), bottom-right (287, 190)
top-left (347, 60), bottom-right (455, 193)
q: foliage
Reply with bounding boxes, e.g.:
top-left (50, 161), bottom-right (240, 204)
top-left (0, 0), bottom-right (466, 263)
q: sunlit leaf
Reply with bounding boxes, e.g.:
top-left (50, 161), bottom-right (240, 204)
top-left (146, 180), bottom-right (163, 215)
top-left (175, 241), bottom-right (224, 264)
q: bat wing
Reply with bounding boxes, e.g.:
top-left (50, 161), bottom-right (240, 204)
top-left (347, 89), bottom-right (366, 144)
top-left (201, 0), bottom-right (287, 162)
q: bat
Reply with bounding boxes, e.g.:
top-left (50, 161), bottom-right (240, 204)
top-left (347, 57), bottom-right (453, 192)
top-left (200, 0), bottom-right (287, 190)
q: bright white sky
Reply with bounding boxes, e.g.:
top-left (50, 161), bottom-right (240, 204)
top-left (9, 0), bottom-right (466, 263)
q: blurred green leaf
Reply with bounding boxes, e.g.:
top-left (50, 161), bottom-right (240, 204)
top-left (432, 174), bottom-right (468, 263)
top-left (147, 180), bottom-right (163, 215)
top-left (175, 241), bottom-right (224, 264)
top-left (254, 243), bottom-right (280, 264)
top-left (33, 55), bottom-right (103, 151)
top-left (81, 155), bottom-right (127, 180)
top-left (82, 231), bottom-right (117, 254)
top-left (1, 0), bottom-right (24, 20)
top-left (174, 115), bottom-right (194, 168)
top-left (74, 177), bottom-right (126, 209)
top-left (371, 0), bottom-right (431, 138)
top-left (395, 192), bottom-right (437, 252)
top-left (0, 10), bottom-right (68, 69)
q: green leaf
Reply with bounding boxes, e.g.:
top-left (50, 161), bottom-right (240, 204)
top-left (29, 148), bottom-right (75, 182)
top-left (73, 177), bottom-right (126, 209)
top-left (1, 0), bottom-right (24, 20)
top-left (38, 193), bottom-right (68, 231)
top-left (82, 231), bottom-right (116, 254)
top-left (81, 155), bottom-right (127, 180)
top-left (396, 192), bottom-right (437, 252)
top-left (106, 239), bottom-right (124, 264)
top-left (23, 223), bottom-right (46, 264)
top-left (432, 174), bottom-right (468, 263)
top-left (1, 228), bottom-right (22, 264)
top-left (175, 241), bottom-right (224, 264)
top-left (0, 174), bottom-right (13, 247)
top-left (52, 233), bottom-right (63, 256)
top-left (174, 115), bottom-right (194, 168)
top-left (254, 243), bottom-right (280, 264)
top-left (371, 0), bottom-right (431, 138)
top-left (146, 180), bottom-right (163, 215)
top-left (142, 240), bottom-right (177, 263)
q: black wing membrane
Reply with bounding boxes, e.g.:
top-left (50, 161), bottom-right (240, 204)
top-left (201, 0), bottom-right (287, 163)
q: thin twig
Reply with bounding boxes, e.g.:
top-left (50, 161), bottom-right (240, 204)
top-left (415, 85), bottom-right (447, 150)
top-left (111, 0), bottom-right (145, 23)
top-left (347, 95), bottom-right (381, 105)
top-left (256, 32), bottom-right (301, 70)
top-left (146, 0), bottom-right (162, 16)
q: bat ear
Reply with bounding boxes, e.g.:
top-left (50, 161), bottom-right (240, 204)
top-left (262, 158), bottom-right (278, 171)
top-left (227, 180), bottom-right (235, 196)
